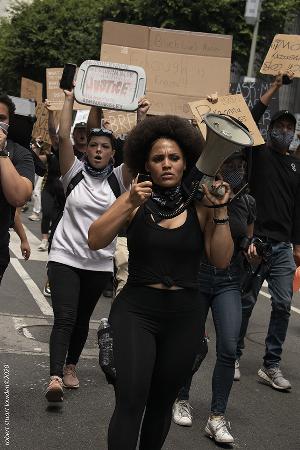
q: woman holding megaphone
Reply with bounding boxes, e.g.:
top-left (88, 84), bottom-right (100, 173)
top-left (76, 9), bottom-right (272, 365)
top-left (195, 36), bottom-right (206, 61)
top-left (88, 115), bottom-right (233, 450)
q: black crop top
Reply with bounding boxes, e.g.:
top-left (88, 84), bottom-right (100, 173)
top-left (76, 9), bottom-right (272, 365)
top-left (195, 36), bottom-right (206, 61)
top-left (126, 203), bottom-right (204, 289)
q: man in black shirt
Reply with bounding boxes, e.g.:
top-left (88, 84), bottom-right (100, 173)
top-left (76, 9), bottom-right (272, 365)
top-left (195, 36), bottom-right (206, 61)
top-left (0, 95), bottom-right (35, 284)
top-left (236, 74), bottom-right (300, 390)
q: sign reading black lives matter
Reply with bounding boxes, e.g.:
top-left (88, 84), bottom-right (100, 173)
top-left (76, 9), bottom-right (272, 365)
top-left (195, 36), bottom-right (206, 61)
top-left (260, 34), bottom-right (300, 78)
top-left (230, 79), bottom-right (279, 140)
top-left (74, 60), bottom-right (146, 111)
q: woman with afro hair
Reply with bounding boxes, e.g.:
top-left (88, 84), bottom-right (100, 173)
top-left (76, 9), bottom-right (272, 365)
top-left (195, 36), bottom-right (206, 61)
top-left (89, 114), bottom-right (234, 450)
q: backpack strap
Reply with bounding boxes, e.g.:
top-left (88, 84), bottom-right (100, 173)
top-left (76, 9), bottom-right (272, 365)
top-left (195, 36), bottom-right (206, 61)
top-left (65, 171), bottom-right (84, 198)
top-left (107, 171), bottom-right (121, 199)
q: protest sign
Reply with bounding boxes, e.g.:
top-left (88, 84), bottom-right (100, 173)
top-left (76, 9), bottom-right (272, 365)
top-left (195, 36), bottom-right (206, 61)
top-left (260, 34), bottom-right (300, 78)
top-left (21, 77), bottom-right (43, 103)
top-left (32, 103), bottom-right (60, 144)
top-left (189, 94), bottom-right (264, 146)
top-left (100, 21), bottom-right (232, 118)
top-left (230, 79), bottom-right (279, 140)
top-left (74, 60), bottom-right (146, 111)
top-left (102, 110), bottom-right (136, 136)
top-left (46, 68), bottom-right (89, 110)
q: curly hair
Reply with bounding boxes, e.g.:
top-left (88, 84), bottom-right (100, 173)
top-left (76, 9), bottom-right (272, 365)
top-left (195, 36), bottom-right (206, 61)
top-left (0, 94), bottom-right (16, 119)
top-left (123, 115), bottom-right (203, 176)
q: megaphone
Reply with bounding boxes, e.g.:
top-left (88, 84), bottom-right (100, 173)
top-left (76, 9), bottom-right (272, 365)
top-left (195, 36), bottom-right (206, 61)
top-left (184, 113), bottom-right (254, 197)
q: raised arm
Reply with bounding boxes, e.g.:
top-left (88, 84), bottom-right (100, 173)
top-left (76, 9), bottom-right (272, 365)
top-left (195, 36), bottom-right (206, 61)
top-left (45, 100), bottom-right (59, 150)
top-left (58, 90), bottom-right (75, 176)
top-left (200, 182), bottom-right (234, 269)
top-left (251, 72), bottom-right (293, 124)
top-left (87, 106), bottom-right (104, 136)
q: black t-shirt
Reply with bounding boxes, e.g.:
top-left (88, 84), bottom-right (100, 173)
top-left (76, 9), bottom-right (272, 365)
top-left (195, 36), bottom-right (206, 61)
top-left (250, 101), bottom-right (300, 243)
top-left (0, 140), bottom-right (34, 266)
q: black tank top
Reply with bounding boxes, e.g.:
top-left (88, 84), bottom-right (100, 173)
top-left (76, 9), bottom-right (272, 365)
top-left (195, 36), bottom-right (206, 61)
top-left (126, 203), bottom-right (204, 289)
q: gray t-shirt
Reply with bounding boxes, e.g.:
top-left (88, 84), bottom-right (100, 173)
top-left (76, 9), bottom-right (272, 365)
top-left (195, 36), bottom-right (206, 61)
top-left (48, 158), bottom-right (127, 271)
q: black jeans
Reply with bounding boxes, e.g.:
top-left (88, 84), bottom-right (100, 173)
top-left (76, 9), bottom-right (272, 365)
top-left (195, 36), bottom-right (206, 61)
top-left (108, 285), bottom-right (206, 450)
top-left (48, 261), bottom-right (110, 377)
top-left (178, 262), bottom-right (242, 415)
top-left (237, 242), bottom-right (296, 368)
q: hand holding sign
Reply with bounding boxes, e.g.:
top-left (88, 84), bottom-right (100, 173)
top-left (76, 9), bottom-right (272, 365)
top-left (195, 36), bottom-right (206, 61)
top-left (74, 60), bottom-right (146, 111)
top-left (260, 34), bottom-right (300, 78)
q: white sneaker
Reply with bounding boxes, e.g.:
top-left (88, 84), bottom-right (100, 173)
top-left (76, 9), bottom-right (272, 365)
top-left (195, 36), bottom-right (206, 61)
top-left (234, 360), bottom-right (240, 381)
top-left (172, 399), bottom-right (193, 427)
top-left (205, 415), bottom-right (234, 444)
top-left (38, 239), bottom-right (48, 251)
top-left (28, 212), bottom-right (40, 222)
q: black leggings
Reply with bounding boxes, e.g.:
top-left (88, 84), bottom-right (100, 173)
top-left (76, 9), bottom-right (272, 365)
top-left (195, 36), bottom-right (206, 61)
top-left (41, 188), bottom-right (59, 235)
top-left (108, 285), bottom-right (206, 450)
top-left (48, 262), bottom-right (110, 377)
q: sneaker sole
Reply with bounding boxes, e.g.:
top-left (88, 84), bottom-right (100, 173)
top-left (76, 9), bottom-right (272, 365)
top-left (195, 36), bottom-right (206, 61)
top-left (257, 369), bottom-right (291, 391)
top-left (173, 418), bottom-right (192, 427)
top-left (45, 388), bottom-right (63, 402)
top-left (205, 427), bottom-right (234, 444)
top-left (43, 292), bottom-right (51, 297)
top-left (63, 382), bottom-right (79, 389)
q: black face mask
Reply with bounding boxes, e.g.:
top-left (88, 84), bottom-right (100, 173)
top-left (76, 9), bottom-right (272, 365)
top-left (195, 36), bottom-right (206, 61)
top-left (268, 128), bottom-right (294, 151)
top-left (220, 167), bottom-right (245, 190)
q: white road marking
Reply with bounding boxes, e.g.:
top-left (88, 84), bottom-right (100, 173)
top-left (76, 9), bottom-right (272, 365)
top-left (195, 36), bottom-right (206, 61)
top-left (10, 258), bottom-right (53, 317)
top-left (259, 290), bottom-right (300, 314)
top-left (9, 228), bottom-right (48, 262)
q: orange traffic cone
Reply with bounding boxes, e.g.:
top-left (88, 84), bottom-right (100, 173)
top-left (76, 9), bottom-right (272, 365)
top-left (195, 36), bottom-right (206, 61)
top-left (293, 267), bottom-right (300, 293)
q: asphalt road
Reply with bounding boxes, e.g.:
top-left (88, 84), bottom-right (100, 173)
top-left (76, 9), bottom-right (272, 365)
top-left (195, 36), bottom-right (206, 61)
top-left (0, 207), bottom-right (300, 450)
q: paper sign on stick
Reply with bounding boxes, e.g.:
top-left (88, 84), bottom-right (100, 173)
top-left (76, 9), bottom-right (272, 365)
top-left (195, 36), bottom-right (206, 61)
top-left (260, 34), bottom-right (300, 78)
top-left (189, 94), bottom-right (264, 146)
top-left (21, 77), bottom-right (43, 103)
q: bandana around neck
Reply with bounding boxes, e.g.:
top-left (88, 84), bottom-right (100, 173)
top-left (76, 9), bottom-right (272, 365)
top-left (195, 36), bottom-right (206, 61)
top-left (83, 157), bottom-right (114, 179)
top-left (151, 184), bottom-right (184, 210)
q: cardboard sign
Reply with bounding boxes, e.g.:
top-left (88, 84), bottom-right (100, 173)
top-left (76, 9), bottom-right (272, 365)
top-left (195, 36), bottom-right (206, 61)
top-left (230, 79), bottom-right (279, 140)
top-left (75, 60), bottom-right (146, 111)
top-left (260, 34), bottom-right (300, 78)
top-left (189, 94), bottom-right (264, 146)
top-left (46, 68), bottom-right (89, 110)
top-left (32, 103), bottom-right (60, 144)
top-left (20, 77), bottom-right (43, 103)
top-left (100, 21), bottom-right (232, 118)
top-left (102, 110), bottom-right (136, 136)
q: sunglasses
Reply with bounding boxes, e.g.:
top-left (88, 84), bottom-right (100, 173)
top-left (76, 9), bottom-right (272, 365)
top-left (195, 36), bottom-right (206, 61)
top-left (90, 127), bottom-right (113, 136)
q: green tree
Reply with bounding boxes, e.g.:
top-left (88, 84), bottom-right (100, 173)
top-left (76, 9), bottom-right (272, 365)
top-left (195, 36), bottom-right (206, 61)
top-left (0, 0), bottom-right (108, 94)
top-left (0, 0), bottom-right (299, 95)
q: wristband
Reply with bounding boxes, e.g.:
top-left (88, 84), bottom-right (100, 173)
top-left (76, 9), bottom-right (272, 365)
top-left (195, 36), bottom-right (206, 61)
top-left (213, 217), bottom-right (229, 225)
top-left (0, 148), bottom-right (9, 158)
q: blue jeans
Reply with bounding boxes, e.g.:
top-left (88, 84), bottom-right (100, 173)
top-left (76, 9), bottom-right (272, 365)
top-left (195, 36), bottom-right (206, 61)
top-left (237, 242), bottom-right (296, 368)
top-left (178, 262), bottom-right (242, 415)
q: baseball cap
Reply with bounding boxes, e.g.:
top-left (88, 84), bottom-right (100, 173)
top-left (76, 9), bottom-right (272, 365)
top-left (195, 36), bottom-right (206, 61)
top-left (270, 110), bottom-right (296, 127)
top-left (73, 121), bottom-right (87, 130)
